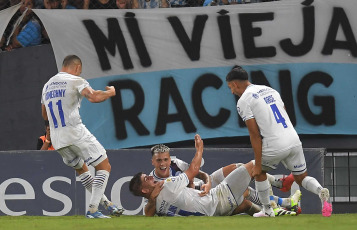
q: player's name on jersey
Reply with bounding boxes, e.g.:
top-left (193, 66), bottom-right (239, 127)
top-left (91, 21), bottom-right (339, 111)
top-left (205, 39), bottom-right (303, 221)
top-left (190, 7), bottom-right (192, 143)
top-left (45, 89), bottom-right (66, 101)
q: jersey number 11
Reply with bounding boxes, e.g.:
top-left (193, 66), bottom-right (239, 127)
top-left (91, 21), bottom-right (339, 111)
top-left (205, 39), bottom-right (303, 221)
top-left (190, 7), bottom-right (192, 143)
top-left (48, 100), bottom-right (66, 128)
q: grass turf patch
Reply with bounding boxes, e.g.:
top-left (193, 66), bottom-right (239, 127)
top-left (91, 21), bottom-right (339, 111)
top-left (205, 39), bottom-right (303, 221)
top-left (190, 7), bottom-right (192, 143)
top-left (0, 214), bottom-right (356, 230)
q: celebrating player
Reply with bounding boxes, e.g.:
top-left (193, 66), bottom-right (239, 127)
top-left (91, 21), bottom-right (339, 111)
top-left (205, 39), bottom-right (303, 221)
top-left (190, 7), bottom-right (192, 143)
top-left (41, 55), bottom-right (123, 218)
top-left (225, 65), bottom-right (332, 217)
top-left (147, 143), bottom-right (299, 216)
top-left (130, 134), bottom-right (254, 216)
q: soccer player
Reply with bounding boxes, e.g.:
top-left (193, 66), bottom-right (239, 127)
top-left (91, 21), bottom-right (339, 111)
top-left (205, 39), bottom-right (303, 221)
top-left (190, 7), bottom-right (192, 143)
top-left (131, 134), bottom-right (299, 217)
top-left (225, 65), bottom-right (332, 217)
top-left (146, 143), bottom-right (300, 216)
top-left (149, 143), bottom-right (294, 191)
top-left (41, 55), bottom-right (123, 218)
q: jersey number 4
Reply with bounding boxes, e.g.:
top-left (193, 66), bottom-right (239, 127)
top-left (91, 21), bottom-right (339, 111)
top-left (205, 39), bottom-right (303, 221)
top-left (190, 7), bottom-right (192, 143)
top-left (270, 104), bottom-right (287, 128)
top-left (48, 100), bottom-right (66, 128)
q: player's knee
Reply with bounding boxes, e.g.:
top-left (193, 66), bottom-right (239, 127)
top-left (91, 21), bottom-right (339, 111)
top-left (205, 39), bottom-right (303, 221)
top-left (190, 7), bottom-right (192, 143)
top-left (64, 157), bottom-right (84, 170)
top-left (106, 162), bottom-right (112, 172)
top-left (293, 172), bottom-right (307, 186)
top-left (94, 158), bottom-right (111, 172)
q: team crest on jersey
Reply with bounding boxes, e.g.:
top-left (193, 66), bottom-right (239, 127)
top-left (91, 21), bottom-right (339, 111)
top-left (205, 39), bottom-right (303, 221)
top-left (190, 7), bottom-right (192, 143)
top-left (252, 93), bottom-right (259, 99)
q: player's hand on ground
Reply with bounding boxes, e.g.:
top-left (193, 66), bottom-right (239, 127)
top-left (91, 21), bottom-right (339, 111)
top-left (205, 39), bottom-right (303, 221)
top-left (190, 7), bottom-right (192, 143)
top-left (194, 134), bottom-right (203, 154)
top-left (199, 183), bottom-right (211, 197)
top-left (150, 181), bottom-right (164, 200)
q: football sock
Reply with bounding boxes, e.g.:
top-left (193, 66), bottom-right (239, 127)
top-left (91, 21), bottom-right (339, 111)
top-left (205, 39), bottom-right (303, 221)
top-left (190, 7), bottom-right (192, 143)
top-left (302, 176), bottom-right (323, 195)
top-left (247, 187), bottom-right (262, 205)
top-left (89, 170), bottom-right (110, 213)
top-left (79, 171), bottom-right (93, 192)
top-left (210, 168), bottom-right (225, 188)
top-left (78, 171), bottom-right (111, 207)
top-left (267, 173), bottom-right (282, 189)
top-left (255, 179), bottom-right (273, 212)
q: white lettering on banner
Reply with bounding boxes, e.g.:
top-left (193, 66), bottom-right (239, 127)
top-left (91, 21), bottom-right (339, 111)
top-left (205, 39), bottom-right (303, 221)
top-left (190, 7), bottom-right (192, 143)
top-left (0, 178), bottom-right (35, 216)
top-left (111, 176), bottom-right (146, 215)
top-left (42, 177), bottom-right (72, 216)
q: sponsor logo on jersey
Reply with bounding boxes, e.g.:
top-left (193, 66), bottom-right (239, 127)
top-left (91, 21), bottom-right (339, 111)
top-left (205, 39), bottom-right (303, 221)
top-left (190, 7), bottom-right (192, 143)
top-left (84, 157), bottom-right (93, 164)
top-left (252, 93), bottom-right (259, 99)
top-left (166, 177), bottom-right (175, 182)
top-left (294, 163), bottom-right (306, 168)
top-left (264, 95), bottom-right (276, 104)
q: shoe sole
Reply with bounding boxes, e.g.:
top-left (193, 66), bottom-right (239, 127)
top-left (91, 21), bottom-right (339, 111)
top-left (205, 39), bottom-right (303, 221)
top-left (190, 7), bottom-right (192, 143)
top-left (111, 210), bottom-right (124, 217)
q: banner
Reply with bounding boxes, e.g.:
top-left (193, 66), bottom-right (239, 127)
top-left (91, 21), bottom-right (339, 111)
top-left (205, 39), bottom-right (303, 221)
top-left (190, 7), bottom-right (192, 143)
top-left (0, 4), bottom-right (20, 40)
top-left (34, 0), bottom-right (357, 149)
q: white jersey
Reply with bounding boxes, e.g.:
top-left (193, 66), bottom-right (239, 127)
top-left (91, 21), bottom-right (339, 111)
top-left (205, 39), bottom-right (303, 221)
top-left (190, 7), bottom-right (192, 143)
top-left (237, 84), bottom-right (301, 153)
top-left (41, 72), bottom-right (91, 149)
top-left (156, 173), bottom-right (218, 216)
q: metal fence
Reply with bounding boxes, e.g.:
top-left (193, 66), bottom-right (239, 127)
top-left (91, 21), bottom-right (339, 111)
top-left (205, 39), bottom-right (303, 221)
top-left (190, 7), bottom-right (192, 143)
top-left (324, 150), bottom-right (357, 203)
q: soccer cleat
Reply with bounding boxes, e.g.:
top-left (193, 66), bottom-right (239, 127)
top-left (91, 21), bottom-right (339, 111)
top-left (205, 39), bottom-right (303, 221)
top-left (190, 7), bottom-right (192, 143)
top-left (279, 174), bottom-right (295, 192)
top-left (107, 204), bottom-right (124, 217)
top-left (86, 211), bottom-right (111, 218)
top-left (253, 210), bottom-right (275, 217)
top-left (319, 188), bottom-right (332, 217)
top-left (290, 190), bottom-right (302, 214)
top-left (274, 207), bottom-right (297, 216)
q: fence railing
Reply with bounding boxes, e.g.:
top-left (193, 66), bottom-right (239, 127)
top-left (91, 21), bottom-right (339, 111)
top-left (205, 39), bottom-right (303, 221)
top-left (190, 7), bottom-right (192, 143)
top-left (325, 150), bottom-right (357, 203)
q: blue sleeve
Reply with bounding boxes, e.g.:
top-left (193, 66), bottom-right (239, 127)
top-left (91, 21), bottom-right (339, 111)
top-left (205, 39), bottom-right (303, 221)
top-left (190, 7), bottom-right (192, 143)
top-left (17, 20), bottom-right (42, 47)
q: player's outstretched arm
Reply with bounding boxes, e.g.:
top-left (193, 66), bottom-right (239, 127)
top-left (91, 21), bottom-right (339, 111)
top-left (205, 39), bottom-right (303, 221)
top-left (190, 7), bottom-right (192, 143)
top-left (81, 86), bottom-right (116, 103)
top-left (185, 134), bottom-right (204, 182)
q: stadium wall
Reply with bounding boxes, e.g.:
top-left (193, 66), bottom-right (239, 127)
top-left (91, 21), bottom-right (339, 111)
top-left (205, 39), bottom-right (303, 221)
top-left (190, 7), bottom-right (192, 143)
top-left (0, 148), bottom-right (325, 216)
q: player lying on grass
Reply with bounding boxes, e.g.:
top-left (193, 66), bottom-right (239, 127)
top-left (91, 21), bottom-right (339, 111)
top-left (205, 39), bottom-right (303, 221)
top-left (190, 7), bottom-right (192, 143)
top-left (149, 144), bottom-right (295, 192)
top-left (129, 134), bottom-right (300, 217)
top-left (147, 143), bottom-right (300, 216)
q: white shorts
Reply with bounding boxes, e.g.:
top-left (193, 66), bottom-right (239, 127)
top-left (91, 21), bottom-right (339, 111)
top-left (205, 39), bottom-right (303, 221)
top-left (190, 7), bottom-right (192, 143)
top-left (213, 167), bottom-right (251, 216)
top-left (262, 144), bottom-right (307, 175)
top-left (57, 134), bottom-right (107, 169)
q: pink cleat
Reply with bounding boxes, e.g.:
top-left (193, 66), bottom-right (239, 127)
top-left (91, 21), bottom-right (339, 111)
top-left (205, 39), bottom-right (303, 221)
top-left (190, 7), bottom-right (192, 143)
top-left (279, 174), bottom-right (295, 192)
top-left (320, 188), bottom-right (332, 217)
top-left (322, 201), bottom-right (332, 217)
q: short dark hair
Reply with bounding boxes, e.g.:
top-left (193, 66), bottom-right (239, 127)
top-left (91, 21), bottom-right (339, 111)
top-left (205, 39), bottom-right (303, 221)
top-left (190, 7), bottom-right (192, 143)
top-left (62, 55), bottom-right (82, 67)
top-left (129, 172), bottom-right (144, 197)
top-left (150, 144), bottom-right (170, 156)
top-left (226, 65), bottom-right (248, 82)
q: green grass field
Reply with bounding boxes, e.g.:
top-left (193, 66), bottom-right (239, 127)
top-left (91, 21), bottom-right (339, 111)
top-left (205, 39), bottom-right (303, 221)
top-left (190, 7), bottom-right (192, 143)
top-left (0, 214), bottom-right (356, 230)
